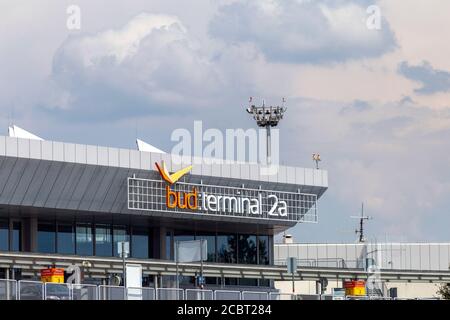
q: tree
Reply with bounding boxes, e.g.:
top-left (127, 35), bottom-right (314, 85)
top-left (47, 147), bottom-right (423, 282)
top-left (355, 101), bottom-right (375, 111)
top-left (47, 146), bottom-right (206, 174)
top-left (437, 283), bottom-right (450, 300)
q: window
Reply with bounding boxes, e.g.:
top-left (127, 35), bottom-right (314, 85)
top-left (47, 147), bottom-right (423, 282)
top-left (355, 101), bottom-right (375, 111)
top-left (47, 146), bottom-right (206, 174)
top-left (113, 226), bottom-right (129, 258)
top-left (76, 223), bottom-right (93, 256)
top-left (11, 222), bottom-right (21, 251)
top-left (258, 235), bottom-right (270, 265)
top-left (95, 224), bottom-right (112, 257)
top-left (57, 223), bottom-right (75, 254)
top-left (196, 233), bottom-right (216, 262)
top-left (217, 234), bottom-right (237, 263)
top-left (238, 234), bottom-right (257, 264)
top-left (166, 232), bottom-right (172, 260)
top-left (0, 219), bottom-right (8, 251)
top-left (131, 227), bottom-right (149, 259)
top-left (38, 222), bottom-right (56, 253)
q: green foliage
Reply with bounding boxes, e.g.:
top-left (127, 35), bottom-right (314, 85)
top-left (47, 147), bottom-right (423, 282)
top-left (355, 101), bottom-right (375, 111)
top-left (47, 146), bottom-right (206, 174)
top-left (437, 283), bottom-right (450, 300)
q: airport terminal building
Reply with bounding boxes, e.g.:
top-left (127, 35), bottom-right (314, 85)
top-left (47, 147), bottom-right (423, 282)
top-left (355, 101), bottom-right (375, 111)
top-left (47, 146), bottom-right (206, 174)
top-left (0, 133), bottom-right (328, 290)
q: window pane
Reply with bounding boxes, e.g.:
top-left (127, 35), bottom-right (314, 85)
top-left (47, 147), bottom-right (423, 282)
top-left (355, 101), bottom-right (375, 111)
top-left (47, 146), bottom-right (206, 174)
top-left (12, 222), bottom-right (21, 251)
top-left (131, 227), bottom-right (149, 259)
top-left (95, 224), bottom-right (112, 257)
top-left (76, 223), bottom-right (93, 256)
top-left (38, 222), bottom-right (56, 253)
top-left (196, 234), bottom-right (216, 262)
top-left (258, 235), bottom-right (270, 265)
top-left (0, 219), bottom-right (8, 251)
top-left (166, 232), bottom-right (172, 260)
top-left (113, 226), bottom-right (129, 258)
top-left (238, 234), bottom-right (257, 264)
top-left (217, 234), bottom-right (237, 263)
top-left (57, 223), bottom-right (75, 254)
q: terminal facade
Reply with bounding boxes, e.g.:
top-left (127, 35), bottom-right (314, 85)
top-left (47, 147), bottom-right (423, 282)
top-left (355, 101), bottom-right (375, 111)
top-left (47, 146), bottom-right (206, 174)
top-left (0, 134), bottom-right (327, 290)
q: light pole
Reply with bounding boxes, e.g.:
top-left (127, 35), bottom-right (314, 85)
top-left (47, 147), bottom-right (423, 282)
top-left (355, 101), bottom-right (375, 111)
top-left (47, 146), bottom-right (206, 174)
top-left (246, 97), bottom-right (287, 164)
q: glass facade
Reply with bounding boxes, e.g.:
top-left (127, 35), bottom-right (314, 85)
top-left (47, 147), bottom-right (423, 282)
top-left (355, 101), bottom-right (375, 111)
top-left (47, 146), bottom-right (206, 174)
top-left (217, 234), bottom-right (237, 263)
top-left (113, 226), bottom-right (129, 258)
top-left (76, 223), bottom-right (93, 256)
top-left (31, 220), bottom-right (270, 267)
top-left (95, 224), bottom-right (112, 257)
top-left (238, 234), bottom-right (257, 264)
top-left (38, 222), bottom-right (56, 253)
top-left (0, 219), bottom-right (8, 251)
top-left (258, 235), bottom-right (270, 265)
top-left (57, 224), bottom-right (75, 254)
top-left (11, 221), bottom-right (21, 251)
top-left (131, 227), bottom-right (150, 259)
top-left (195, 234), bottom-right (216, 262)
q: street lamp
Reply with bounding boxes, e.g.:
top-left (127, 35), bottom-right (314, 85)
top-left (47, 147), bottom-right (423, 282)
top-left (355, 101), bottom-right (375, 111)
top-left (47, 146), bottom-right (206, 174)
top-left (246, 97), bottom-right (287, 164)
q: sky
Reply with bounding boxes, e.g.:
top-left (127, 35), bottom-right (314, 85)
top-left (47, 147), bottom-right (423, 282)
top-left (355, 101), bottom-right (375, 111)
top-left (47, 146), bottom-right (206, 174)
top-left (1, 0), bottom-right (450, 242)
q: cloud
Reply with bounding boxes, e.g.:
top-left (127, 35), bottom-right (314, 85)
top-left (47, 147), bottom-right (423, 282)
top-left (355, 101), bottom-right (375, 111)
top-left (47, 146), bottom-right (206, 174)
top-left (281, 97), bottom-right (450, 239)
top-left (398, 61), bottom-right (450, 95)
top-left (209, 0), bottom-right (397, 64)
top-left (40, 13), bottom-right (225, 121)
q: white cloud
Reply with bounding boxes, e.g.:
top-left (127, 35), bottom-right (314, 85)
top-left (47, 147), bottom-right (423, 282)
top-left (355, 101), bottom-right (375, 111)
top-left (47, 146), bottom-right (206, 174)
top-left (209, 0), bottom-right (397, 64)
top-left (43, 13), bottom-right (225, 119)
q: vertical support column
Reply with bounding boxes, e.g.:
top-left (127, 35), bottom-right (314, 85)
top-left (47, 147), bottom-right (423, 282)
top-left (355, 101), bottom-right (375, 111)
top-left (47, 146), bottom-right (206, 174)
top-left (24, 217), bottom-right (38, 252)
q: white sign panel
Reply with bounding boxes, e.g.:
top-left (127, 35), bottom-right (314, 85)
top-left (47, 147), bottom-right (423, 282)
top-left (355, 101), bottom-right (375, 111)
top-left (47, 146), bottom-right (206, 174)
top-left (175, 240), bottom-right (207, 263)
top-left (126, 264), bottom-right (143, 300)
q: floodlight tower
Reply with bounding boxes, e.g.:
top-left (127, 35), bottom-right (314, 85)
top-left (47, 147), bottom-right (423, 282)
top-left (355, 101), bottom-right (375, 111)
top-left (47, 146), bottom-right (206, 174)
top-left (246, 97), bottom-right (287, 164)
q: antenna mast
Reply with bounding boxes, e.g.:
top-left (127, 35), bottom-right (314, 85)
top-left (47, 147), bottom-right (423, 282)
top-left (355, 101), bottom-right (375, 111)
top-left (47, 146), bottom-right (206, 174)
top-left (350, 202), bottom-right (372, 243)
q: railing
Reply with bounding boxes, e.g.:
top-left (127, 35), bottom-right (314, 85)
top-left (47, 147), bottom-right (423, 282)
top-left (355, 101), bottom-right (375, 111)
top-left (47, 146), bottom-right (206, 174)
top-left (274, 258), bottom-right (352, 269)
top-left (0, 279), bottom-right (441, 300)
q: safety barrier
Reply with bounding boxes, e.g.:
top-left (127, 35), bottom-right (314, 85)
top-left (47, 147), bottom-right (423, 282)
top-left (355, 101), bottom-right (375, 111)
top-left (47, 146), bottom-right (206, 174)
top-left (185, 289), bottom-right (214, 300)
top-left (1, 279), bottom-right (437, 300)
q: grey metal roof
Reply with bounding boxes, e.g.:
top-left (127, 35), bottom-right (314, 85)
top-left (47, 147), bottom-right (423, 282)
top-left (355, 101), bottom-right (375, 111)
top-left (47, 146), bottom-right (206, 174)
top-left (0, 136), bottom-right (328, 191)
top-left (0, 136), bottom-right (328, 229)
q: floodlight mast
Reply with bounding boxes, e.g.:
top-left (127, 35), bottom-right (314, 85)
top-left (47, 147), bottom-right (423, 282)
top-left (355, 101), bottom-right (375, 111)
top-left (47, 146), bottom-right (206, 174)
top-left (246, 97), bottom-right (287, 164)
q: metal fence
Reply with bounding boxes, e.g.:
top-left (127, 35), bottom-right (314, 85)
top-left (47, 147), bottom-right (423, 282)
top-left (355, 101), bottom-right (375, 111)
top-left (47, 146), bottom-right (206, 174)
top-left (0, 279), bottom-right (438, 300)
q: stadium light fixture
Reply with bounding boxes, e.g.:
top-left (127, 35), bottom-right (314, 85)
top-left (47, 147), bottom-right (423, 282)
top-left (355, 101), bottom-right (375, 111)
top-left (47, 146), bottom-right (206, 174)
top-left (246, 97), bottom-right (287, 164)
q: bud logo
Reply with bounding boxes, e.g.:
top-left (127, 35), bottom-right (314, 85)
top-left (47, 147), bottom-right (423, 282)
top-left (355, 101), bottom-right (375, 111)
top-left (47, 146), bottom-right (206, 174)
top-left (155, 161), bottom-right (192, 185)
top-left (155, 161), bottom-right (198, 211)
top-left (154, 161), bottom-right (287, 218)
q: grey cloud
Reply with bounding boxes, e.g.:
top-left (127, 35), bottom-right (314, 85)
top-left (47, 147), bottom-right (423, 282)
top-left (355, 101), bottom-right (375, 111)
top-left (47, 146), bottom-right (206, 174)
top-left (398, 61), bottom-right (450, 95)
top-left (209, 0), bottom-right (397, 64)
top-left (39, 13), bottom-right (226, 122)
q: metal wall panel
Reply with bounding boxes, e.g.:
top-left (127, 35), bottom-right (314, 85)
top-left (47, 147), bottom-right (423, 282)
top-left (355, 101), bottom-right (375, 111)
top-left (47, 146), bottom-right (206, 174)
top-left (129, 150), bottom-right (140, 169)
top-left (240, 164), bottom-right (250, 180)
top-left (64, 143), bottom-right (76, 163)
top-left (44, 163), bottom-right (75, 208)
top-left (0, 136), bottom-right (5, 156)
top-left (66, 165), bottom-right (96, 210)
top-left (18, 139), bottom-right (29, 158)
top-left (53, 142), bottom-right (64, 162)
top-left (119, 149), bottom-right (130, 168)
top-left (29, 139), bottom-right (41, 159)
top-left (56, 164), bottom-right (87, 209)
top-left (88, 167), bottom-right (119, 211)
top-left (0, 158), bottom-right (26, 204)
top-left (75, 144), bottom-right (87, 164)
top-left (21, 160), bottom-right (52, 207)
top-left (108, 148), bottom-right (119, 167)
top-left (86, 145), bottom-right (98, 165)
top-left (304, 168), bottom-right (314, 186)
top-left (33, 162), bottom-right (64, 207)
top-left (97, 146), bottom-right (108, 166)
top-left (5, 137), bottom-right (18, 157)
top-left (78, 166), bottom-right (109, 211)
top-left (295, 168), bottom-right (305, 186)
top-left (140, 152), bottom-right (151, 171)
top-left (9, 159), bottom-right (40, 205)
